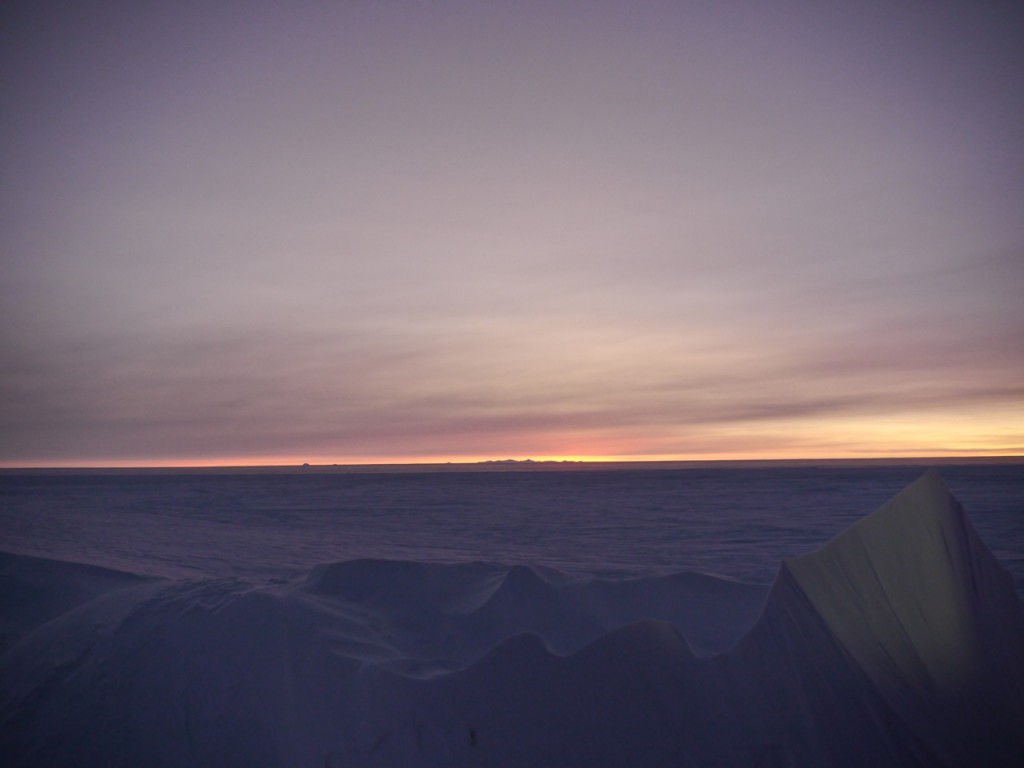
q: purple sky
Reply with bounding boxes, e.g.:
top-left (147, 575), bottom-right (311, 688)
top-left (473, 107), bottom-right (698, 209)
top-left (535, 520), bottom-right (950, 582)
top-left (2, 1), bottom-right (1022, 465)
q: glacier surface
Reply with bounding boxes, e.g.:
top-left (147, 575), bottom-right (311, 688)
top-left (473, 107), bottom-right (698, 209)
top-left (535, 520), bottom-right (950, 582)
top-left (1, 471), bottom-right (1022, 766)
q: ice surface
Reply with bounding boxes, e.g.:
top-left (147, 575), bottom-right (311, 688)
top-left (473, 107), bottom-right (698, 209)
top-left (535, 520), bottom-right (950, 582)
top-left (1, 472), bottom-right (1022, 766)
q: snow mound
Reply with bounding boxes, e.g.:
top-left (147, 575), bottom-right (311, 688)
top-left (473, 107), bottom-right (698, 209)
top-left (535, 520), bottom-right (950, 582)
top-left (780, 469), bottom-right (1024, 765)
top-left (0, 552), bottom-right (153, 653)
top-left (2, 472), bottom-right (1022, 766)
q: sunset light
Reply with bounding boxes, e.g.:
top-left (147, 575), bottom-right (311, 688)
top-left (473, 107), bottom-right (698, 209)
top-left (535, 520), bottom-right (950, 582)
top-left (1, 1), bottom-right (1021, 467)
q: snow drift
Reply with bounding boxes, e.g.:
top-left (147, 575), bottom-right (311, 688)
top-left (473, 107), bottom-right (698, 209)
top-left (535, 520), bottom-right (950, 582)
top-left (1, 471), bottom-right (1022, 766)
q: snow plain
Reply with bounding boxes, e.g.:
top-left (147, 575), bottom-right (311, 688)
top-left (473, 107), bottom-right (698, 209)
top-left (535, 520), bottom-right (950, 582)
top-left (1, 465), bottom-right (1023, 765)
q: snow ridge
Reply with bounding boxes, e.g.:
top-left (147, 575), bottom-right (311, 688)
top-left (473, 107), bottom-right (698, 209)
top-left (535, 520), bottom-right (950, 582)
top-left (1, 472), bottom-right (1022, 766)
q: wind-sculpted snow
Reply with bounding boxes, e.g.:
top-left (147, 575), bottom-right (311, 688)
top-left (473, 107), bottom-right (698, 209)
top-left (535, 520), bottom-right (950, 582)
top-left (0, 553), bottom-right (154, 654)
top-left (303, 558), bottom-right (765, 666)
top-left (780, 470), bottom-right (1024, 765)
top-left (1, 472), bottom-right (1022, 766)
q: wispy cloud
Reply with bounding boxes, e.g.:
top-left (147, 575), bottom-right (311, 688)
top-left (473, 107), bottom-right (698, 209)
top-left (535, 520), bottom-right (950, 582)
top-left (2, 1), bottom-right (1022, 463)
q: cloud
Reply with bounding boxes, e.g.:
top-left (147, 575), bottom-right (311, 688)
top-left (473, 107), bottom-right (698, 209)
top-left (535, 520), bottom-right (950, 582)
top-left (2, 1), bottom-right (1022, 463)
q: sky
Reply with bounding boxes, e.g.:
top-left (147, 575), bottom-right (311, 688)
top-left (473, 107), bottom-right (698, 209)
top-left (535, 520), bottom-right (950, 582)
top-left (2, 0), bottom-right (1022, 466)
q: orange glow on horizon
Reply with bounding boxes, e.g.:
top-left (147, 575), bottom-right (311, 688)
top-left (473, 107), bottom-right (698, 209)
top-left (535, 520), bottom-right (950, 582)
top-left (2, 407), bottom-right (1020, 469)
top-left (2, 449), bottom-right (1020, 470)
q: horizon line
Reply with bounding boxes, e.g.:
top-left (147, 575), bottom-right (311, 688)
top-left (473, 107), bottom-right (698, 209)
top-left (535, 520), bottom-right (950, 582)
top-left (2, 454), bottom-right (1022, 473)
